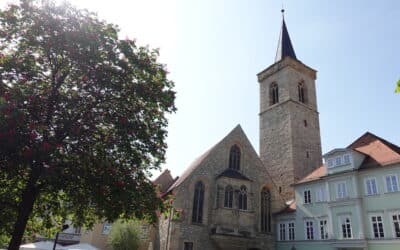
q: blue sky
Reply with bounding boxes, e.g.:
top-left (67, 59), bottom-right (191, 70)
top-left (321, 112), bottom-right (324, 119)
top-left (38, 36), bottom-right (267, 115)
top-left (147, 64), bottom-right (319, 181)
top-left (3, 0), bottom-right (399, 178)
top-left (165, 0), bottom-right (400, 178)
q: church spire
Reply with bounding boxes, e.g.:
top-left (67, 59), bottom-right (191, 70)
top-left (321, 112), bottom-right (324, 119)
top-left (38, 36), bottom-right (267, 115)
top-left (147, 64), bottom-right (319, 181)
top-left (275, 9), bottom-right (297, 62)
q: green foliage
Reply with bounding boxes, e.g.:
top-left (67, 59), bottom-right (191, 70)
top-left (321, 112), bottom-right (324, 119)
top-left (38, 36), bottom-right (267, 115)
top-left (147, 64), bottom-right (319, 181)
top-left (107, 220), bottom-right (141, 250)
top-left (0, 0), bottom-right (175, 247)
top-left (396, 79), bottom-right (400, 93)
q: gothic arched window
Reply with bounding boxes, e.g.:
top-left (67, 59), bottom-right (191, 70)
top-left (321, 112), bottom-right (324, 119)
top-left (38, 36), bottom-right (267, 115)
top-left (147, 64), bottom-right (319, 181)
top-left (298, 81), bottom-right (306, 103)
top-left (192, 181), bottom-right (204, 223)
top-left (224, 185), bottom-right (233, 208)
top-left (261, 187), bottom-right (272, 232)
top-left (270, 83), bottom-right (279, 105)
top-left (238, 186), bottom-right (248, 210)
top-left (229, 145), bottom-right (241, 171)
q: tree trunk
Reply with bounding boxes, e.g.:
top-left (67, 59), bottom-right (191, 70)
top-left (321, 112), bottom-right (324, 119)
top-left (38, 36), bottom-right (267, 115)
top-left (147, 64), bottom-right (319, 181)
top-left (7, 174), bottom-right (40, 250)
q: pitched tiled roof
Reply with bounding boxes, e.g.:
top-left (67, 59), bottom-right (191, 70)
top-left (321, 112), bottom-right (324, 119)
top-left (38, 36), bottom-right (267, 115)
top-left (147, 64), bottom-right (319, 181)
top-left (216, 169), bottom-right (251, 181)
top-left (165, 143), bottom-right (216, 194)
top-left (297, 132), bottom-right (400, 185)
top-left (296, 165), bottom-right (326, 184)
top-left (348, 132), bottom-right (400, 169)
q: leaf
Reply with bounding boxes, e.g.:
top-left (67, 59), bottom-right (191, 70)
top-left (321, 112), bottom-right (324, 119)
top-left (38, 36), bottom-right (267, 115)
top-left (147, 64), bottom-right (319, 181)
top-left (396, 79), bottom-right (400, 93)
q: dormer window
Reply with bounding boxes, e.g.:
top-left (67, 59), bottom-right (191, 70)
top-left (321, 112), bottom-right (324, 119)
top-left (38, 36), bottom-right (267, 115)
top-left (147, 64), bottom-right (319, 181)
top-left (327, 153), bottom-right (352, 168)
top-left (335, 156), bottom-right (342, 166)
top-left (229, 145), bottom-right (241, 171)
top-left (343, 154), bottom-right (351, 164)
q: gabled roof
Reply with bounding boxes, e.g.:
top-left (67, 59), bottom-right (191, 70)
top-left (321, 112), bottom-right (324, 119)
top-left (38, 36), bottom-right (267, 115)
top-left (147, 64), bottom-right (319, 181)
top-left (153, 169), bottom-right (177, 194)
top-left (275, 17), bottom-right (297, 62)
top-left (296, 132), bottom-right (400, 185)
top-left (166, 125), bottom-right (244, 193)
top-left (348, 132), bottom-right (400, 169)
top-left (216, 169), bottom-right (251, 181)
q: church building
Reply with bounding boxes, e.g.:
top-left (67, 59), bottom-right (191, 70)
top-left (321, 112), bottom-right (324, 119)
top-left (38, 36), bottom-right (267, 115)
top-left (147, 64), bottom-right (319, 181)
top-left (152, 10), bottom-right (322, 250)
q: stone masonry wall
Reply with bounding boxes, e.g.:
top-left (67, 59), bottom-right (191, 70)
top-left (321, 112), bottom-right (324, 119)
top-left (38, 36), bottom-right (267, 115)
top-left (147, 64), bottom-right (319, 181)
top-left (163, 126), bottom-right (281, 250)
top-left (258, 57), bottom-right (322, 202)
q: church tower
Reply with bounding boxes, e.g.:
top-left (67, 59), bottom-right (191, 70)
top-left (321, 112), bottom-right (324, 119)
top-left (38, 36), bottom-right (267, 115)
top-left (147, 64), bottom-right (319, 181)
top-left (258, 11), bottom-right (322, 201)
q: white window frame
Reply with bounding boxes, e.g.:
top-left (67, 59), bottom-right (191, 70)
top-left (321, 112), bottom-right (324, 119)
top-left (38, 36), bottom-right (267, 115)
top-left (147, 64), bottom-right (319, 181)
top-left (370, 214), bottom-right (385, 239)
top-left (336, 182), bottom-right (348, 199)
top-left (319, 219), bottom-right (328, 240)
top-left (304, 220), bottom-right (314, 240)
top-left (327, 158), bottom-right (334, 168)
top-left (315, 187), bottom-right (327, 202)
top-left (339, 215), bottom-right (352, 239)
top-left (288, 221), bottom-right (295, 241)
top-left (365, 177), bottom-right (378, 196)
top-left (335, 156), bottom-right (342, 166)
top-left (391, 211), bottom-right (400, 238)
top-left (279, 223), bottom-right (286, 241)
top-left (385, 174), bottom-right (399, 193)
top-left (304, 189), bottom-right (312, 204)
top-left (343, 154), bottom-right (351, 164)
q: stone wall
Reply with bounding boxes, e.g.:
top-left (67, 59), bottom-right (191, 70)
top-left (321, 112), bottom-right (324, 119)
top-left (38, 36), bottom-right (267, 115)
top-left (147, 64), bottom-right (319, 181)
top-left (160, 126), bottom-right (282, 250)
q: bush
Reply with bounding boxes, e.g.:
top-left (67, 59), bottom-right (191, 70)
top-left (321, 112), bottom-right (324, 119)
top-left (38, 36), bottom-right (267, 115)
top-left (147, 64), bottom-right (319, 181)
top-left (107, 220), bottom-right (142, 250)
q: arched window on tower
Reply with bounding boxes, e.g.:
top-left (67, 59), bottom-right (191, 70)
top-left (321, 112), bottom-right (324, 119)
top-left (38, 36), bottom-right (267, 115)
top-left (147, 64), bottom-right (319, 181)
top-left (261, 187), bottom-right (272, 233)
top-left (238, 186), bottom-right (248, 210)
top-left (192, 181), bottom-right (204, 223)
top-left (270, 83), bottom-right (279, 105)
top-left (298, 81), bottom-right (306, 103)
top-left (229, 145), bottom-right (241, 171)
top-left (224, 185), bottom-right (233, 208)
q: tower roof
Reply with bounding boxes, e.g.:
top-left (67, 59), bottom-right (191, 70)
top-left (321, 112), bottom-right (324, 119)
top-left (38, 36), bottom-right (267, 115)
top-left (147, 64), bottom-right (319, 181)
top-left (275, 10), bottom-right (297, 62)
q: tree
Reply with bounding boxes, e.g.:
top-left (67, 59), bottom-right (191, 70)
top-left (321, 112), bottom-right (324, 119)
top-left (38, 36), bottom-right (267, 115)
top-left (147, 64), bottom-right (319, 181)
top-left (0, 1), bottom-right (176, 249)
top-left (396, 79), bottom-right (400, 93)
top-left (107, 220), bottom-right (142, 250)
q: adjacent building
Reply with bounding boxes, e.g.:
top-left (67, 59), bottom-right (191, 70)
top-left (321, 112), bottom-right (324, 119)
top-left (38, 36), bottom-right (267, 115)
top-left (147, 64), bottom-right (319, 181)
top-left (276, 132), bottom-right (400, 250)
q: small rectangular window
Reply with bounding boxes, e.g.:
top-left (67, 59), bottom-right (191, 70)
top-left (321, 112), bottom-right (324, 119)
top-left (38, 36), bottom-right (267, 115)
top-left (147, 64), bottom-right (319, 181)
top-left (288, 222), bottom-right (295, 240)
top-left (327, 159), bottom-right (333, 168)
top-left (371, 215), bottom-right (385, 238)
top-left (184, 242), bottom-right (193, 250)
top-left (343, 154), bottom-right (351, 164)
top-left (279, 223), bottom-right (286, 241)
top-left (337, 182), bottom-right (347, 199)
top-left (392, 213), bottom-right (400, 238)
top-left (335, 156), bottom-right (342, 166)
top-left (304, 190), bottom-right (311, 204)
top-left (320, 220), bottom-right (328, 240)
top-left (102, 223), bottom-right (112, 235)
top-left (305, 220), bottom-right (314, 240)
top-left (386, 175), bottom-right (399, 192)
top-left (365, 178), bottom-right (378, 195)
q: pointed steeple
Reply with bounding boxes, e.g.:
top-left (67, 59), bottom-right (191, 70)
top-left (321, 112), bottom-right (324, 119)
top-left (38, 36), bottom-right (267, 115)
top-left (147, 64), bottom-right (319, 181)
top-left (275, 9), bottom-right (297, 62)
